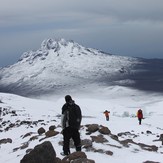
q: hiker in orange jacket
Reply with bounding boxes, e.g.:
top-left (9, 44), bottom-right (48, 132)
top-left (137, 109), bottom-right (143, 125)
top-left (104, 110), bottom-right (110, 121)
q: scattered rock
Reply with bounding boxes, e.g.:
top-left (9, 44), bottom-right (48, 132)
top-left (38, 127), bottom-right (46, 135)
top-left (86, 124), bottom-right (99, 134)
top-left (138, 143), bottom-right (158, 152)
top-left (94, 149), bottom-right (104, 153)
top-left (20, 142), bottom-right (29, 150)
top-left (13, 142), bottom-right (29, 152)
top-left (38, 120), bottom-right (44, 123)
top-left (22, 132), bottom-right (33, 139)
top-left (61, 151), bottom-right (94, 163)
top-left (29, 136), bottom-right (39, 141)
top-left (120, 139), bottom-right (134, 147)
top-left (110, 134), bottom-right (119, 141)
top-left (45, 130), bottom-right (59, 137)
top-left (105, 150), bottom-right (113, 156)
top-left (13, 147), bottom-right (20, 152)
top-left (4, 122), bottom-right (17, 131)
top-left (99, 126), bottom-right (111, 135)
top-left (0, 117), bottom-right (161, 163)
top-left (0, 138), bottom-right (12, 145)
top-left (49, 125), bottom-right (56, 131)
top-left (40, 130), bottom-right (59, 141)
top-left (91, 134), bottom-right (108, 143)
top-left (20, 121), bottom-right (32, 125)
top-left (119, 139), bottom-right (158, 152)
top-left (117, 131), bottom-right (137, 138)
top-left (146, 130), bottom-right (152, 134)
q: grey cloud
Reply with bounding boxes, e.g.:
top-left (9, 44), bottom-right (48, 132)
top-left (0, 0), bottom-right (163, 67)
top-left (1, 0), bottom-right (163, 28)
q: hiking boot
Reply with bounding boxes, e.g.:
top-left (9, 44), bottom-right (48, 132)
top-left (60, 152), bottom-right (69, 156)
top-left (76, 146), bottom-right (81, 151)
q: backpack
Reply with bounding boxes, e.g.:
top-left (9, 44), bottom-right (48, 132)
top-left (138, 109), bottom-right (143, 118)
top-left (63, 103), bottom-right (81, 129)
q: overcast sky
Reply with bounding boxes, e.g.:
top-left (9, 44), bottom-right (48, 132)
top-left (0, 0), bottom-right (163, 67)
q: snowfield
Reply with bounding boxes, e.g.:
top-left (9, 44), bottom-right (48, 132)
top-left (0, 86), bottom-right (163, 163)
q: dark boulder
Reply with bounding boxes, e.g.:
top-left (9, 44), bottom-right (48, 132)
top-left (0, 138), bottom-right (12, 145)
top-left (49, 125), bottom-right (56, 131)
top-left (37, 127), bottom-right (46, 135)
top-left (45, 130), bottom-right (59, 137)
top-left (20, 141), bottom-right (57, 163)
top-left (91, 134), bottom-right (108, 143)
top-left (99, 126), bottom-right (111, 135)
top-left (86, 124), bottom-right (99, 134)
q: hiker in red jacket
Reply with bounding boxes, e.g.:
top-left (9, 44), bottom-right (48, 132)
top-left (104, 110), bottom-right (110, 121)
top-left (137, 109), bottom-right (143, 125)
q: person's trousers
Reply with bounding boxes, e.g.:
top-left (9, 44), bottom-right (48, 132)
top-left (63, 127), bottom-right (81, 155)
top-left (106, 116), bottom-right (109, 121)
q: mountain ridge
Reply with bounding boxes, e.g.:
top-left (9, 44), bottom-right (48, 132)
top-left (0, 38), bottom-right (163, 96)
top-left (0, 38), bottom-right (141, 96)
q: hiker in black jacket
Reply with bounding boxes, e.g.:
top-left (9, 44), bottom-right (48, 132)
top-left (61, 95), bottom-right (82, 156)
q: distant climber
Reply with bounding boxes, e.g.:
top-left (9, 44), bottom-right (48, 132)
top-left (104, 110), bottom-right (110, 121)
top-left (137, 109), bottom-right (143, 125)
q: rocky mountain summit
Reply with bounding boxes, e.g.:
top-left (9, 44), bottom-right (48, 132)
top-left (0, 38), bottom-right (141, 96)
top-left (0, 38), bottom-right (163, 96)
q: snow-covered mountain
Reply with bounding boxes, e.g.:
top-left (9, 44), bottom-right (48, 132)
top-left (0, 38), bottom-right (141, 96)
top-left (0, 38), bottom-right (163, 97)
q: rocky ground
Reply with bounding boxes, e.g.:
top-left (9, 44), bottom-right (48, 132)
top-left (0, 106), bottom-right (163, 163)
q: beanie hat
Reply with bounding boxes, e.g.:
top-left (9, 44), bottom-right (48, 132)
top-left (65, 95), bottom-right (72, 103)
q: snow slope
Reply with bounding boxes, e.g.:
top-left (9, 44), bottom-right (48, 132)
top-left (0, 86), bottom-right (163, 163)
